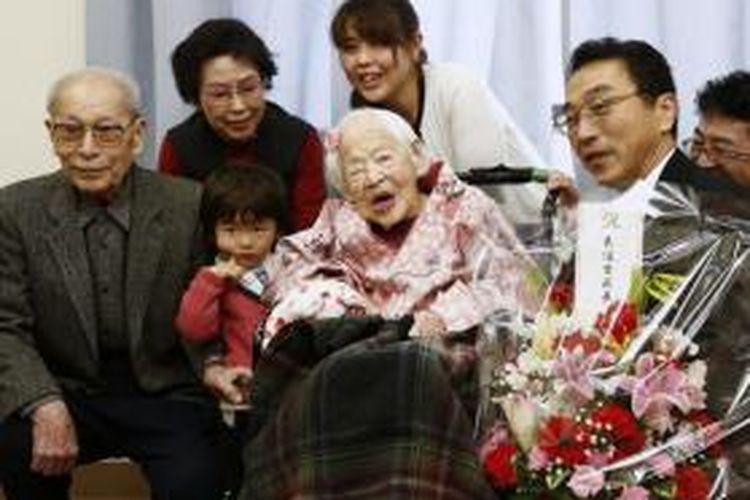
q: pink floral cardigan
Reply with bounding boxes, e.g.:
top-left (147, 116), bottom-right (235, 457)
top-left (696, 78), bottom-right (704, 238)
top-left (264, 165), bottom-right (540, 336)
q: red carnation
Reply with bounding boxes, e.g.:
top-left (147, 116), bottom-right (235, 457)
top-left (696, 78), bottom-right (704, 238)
top-left (549, 282), bottom-right (574, 313)
top-left (483, 443), bottom-right (518, 490)
top-left (687, 410), bottom-right (724, 458)
top-left (595, 302), bottom-right (639, 345)
top-left (539, 416), bottom-right (588, 466)
top-left (560, 330), bottom-right (602, 356)
top-left (675, 465), bottom-right (710, 500)
top-left (590, 403), bottom-right (646, 461)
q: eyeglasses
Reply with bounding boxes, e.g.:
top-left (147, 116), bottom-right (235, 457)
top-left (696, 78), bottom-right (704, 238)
top-left (681, 137), bottom-right (750, 164)
top-left (551, 91), bottom-right (641, 134)
top-left (49, 117), bottom-right (138, 148)
top-left (200, 78), bottom-right (265, 108)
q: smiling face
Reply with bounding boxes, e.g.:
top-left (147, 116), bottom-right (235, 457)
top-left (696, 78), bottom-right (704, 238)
top-left (337, 26), bottom-right (422, 114)
top-left (692, 114), bottom-right (750, 187)
top-left (338, 120), bottom-right (425, 229)
top-left (47, 75), bottom-right (144, 202)
top-left (199, 55), bottom-right (266, 143)
top-left (565, 59), bottom-right (677, 189)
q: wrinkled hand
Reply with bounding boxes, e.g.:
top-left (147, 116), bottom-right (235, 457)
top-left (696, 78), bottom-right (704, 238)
top-left (546, 170), bottom-right (579, 209)
top-left (208, 259), bottom-right (246, 281)
top-left (30, 400), bottom-right (78, 476)
top-left (202, 364), bottom-right (253, 405)
top-left (412, 310), bottom-right (447, 338)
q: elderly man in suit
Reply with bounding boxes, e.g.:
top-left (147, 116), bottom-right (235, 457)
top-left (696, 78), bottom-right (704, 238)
top-left (0, 68), bottom-right (226, 499)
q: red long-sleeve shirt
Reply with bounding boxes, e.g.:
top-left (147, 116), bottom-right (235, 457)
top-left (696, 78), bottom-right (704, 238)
top-left (176, 268), bottom-right (266, 368)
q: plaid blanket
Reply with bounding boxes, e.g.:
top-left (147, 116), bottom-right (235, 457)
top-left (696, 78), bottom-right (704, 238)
top-left (239, 316), bottom-right (495, 499)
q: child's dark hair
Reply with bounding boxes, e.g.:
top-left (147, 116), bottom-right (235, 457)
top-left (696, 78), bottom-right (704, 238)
top-left (200, 162), bottom-right (290, 252)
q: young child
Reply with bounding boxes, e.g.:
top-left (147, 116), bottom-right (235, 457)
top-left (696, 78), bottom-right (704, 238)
top-left (176, 162), bottom-right (289, 402)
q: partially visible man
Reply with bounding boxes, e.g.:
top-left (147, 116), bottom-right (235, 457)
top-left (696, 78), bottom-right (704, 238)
top-left (688, 70), bottom-right (750, 492)
top-left (0, 68), bottom-right (226, 499)
top-left (687, 70), bottom-right (750, 194)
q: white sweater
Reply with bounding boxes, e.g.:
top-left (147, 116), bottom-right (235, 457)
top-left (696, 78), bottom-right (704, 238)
top-left (420, 62), bottom-right (547, 225)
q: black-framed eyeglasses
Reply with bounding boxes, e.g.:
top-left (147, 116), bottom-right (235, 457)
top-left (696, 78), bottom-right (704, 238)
top-left (49, 117), bottom-right (139, 148)
top-left (681, 137), bottom-right (750, 164)
top-left (551, 91), bottom-right (641, 134)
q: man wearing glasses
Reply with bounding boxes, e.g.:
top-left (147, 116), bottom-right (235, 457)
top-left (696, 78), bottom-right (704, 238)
top-left (686, 70), bottom-right (750, 195)
top-left (553, 38), bottom-right (750, 496)
top-left (0, 68), bottom-right (226, 499)
top-left (550, 37), bottom-right (711, 208)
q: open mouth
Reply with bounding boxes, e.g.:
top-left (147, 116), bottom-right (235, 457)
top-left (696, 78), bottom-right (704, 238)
top-left (582, 151), bottom-right (611, 165)
top-left (370, 192), bottom-right (395, 213)
top-left (358, 73), bottom-right (382, 91)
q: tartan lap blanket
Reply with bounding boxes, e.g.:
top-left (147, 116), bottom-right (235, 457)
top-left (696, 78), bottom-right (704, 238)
top-left (239, 315), bottom-right (496, 499)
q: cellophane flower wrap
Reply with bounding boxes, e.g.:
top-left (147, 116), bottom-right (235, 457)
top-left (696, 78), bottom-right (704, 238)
top-left (476, 184), bottom-right (750, 499)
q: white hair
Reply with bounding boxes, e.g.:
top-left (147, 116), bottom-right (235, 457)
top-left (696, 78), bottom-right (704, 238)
top-left (46, 67), bottom-right (142, 116)
top-left (325, 107), bottom-right (429, 193)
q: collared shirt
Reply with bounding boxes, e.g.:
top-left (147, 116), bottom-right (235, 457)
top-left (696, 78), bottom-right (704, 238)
top-left (78, 174), bottom-right (131, 359)
top-left (582, 148), bottom-right (675, 216)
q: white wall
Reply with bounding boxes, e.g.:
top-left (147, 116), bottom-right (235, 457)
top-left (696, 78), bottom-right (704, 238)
top-left (0, 0), bottom-right (85, 187)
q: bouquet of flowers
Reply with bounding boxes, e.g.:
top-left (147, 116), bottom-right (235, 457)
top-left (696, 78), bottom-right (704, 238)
top-left (477, 184), bottom-right (750, 499)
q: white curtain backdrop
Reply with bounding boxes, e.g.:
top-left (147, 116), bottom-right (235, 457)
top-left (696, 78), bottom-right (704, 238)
top-left (87, 0), bottom-right (750, 180)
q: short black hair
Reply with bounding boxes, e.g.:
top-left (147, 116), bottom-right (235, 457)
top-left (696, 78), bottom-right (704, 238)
top-left (568, 37), bottom-right (675, 101)
top-left (200, 163), bottom-right (290, 252)
top-left (171, 18), bottom-right (278, 105)
top-left (696, 70), bottom-right (750, 122)
top-left (567, 37), bottom-right (677, 135)
top-left (331, 0), bottom-right (425, 62)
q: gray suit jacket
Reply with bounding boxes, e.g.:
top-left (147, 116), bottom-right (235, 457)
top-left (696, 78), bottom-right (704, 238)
top-left (0, 166), bottom-right (208, 418)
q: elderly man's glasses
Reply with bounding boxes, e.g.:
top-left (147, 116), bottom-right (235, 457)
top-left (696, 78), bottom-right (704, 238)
top-left (551, 91), bottom-right (641, 134)
top-left (682, 137), bottom-right (750, 164)
top-left (49, 118), bottom-right (138, 148)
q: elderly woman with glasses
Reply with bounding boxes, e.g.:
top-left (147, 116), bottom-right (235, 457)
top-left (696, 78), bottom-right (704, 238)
top-left (158, 18), bottom-right (326, 230)
top-left (238, 108), bottom-right (540, 500)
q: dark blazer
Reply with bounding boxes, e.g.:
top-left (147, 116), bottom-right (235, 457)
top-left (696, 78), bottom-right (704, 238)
top-left (0, 166), bottom-right (208, 418)
top-left (649, 150), bottom-right (750, 487)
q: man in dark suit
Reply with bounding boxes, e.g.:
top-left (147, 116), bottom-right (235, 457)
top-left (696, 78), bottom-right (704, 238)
top-left (0, 68), bottom-right (226, 499)
top-left (686, 69), bottom-right (750, 490)
top-left (553, 38), bottom-right (750, 497)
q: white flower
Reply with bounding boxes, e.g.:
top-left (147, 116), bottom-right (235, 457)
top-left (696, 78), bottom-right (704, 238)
top-left (501, 395), bottom-right (539, 452)
top-left (506, 369), bottom-right (528, 392)
top-left (686, 360), bottom-right (707, 389)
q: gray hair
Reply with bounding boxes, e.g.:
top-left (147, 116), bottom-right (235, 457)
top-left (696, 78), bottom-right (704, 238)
top-left (46, 67), bottom-right (142, 116)
top-left (325, 107), bottom-right (428, 193)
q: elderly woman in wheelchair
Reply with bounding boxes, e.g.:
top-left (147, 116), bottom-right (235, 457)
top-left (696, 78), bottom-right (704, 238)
top-left (238, 108), bottom-right (542, 500)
